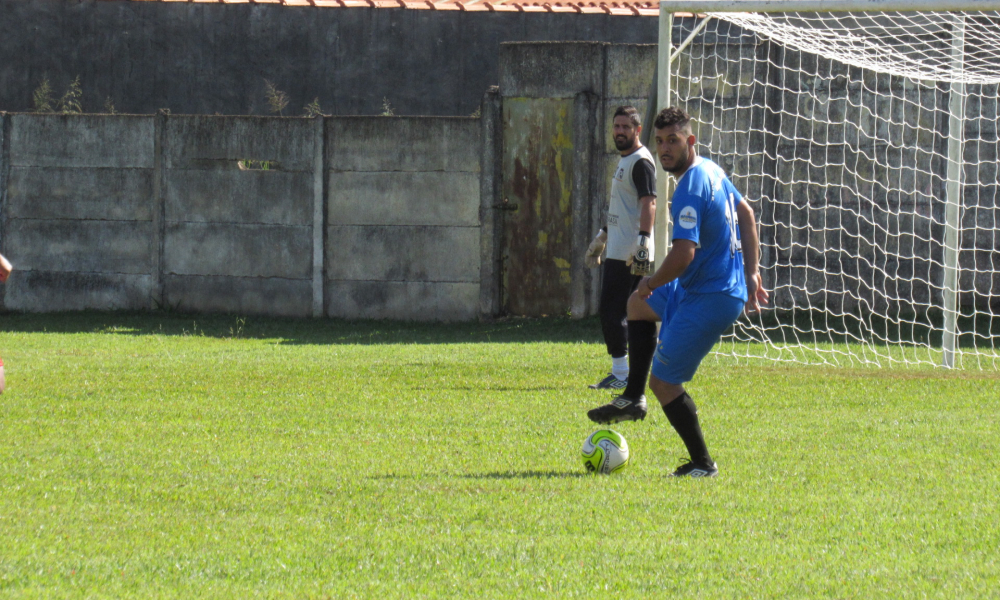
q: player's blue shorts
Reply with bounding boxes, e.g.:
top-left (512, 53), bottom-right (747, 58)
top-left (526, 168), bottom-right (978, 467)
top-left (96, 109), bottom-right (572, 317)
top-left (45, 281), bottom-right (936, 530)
top-left (645, 284), bottom-right (744, 384)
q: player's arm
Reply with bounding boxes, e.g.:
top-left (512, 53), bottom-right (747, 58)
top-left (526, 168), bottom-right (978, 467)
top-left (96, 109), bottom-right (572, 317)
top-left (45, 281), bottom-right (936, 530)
top-left (629, 158), bottom-right (657, 270)
top-left (637, 239), bottom-right (695, 298)
top-left (736, 200), bottom-right (768, 313)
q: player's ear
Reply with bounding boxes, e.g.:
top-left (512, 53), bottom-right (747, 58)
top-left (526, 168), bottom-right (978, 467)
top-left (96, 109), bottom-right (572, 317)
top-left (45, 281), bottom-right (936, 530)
top-left (687, 134), bottom-right (697, 147)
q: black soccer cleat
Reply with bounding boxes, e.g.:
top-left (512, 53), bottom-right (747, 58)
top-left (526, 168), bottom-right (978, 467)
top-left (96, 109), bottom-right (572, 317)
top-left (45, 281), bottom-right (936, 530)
top-left (587, 395), bottom-right (647, 424)
top-left (588, 373), bottom-right (628, 390)
top-left (669, 460), bottom-right (719, 478)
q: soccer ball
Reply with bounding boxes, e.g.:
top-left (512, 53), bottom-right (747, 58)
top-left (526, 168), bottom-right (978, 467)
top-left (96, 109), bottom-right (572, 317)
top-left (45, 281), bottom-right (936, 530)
top-left (581, 429), bottom-right (630, 474)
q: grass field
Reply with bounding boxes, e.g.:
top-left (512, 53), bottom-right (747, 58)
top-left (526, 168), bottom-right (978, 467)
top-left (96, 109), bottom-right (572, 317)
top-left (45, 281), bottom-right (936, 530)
top-left (1, 312), bottom-right (998, 599)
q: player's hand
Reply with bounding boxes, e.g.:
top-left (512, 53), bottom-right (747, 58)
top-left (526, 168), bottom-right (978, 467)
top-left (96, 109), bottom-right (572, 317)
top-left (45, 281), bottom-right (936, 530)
top-left (626, 234), bottom-right (652, 275)
top-left (0, 253), bottom-right (12, 283)
top-left (744, 271), bottom-right (768, 314)
top-left (636, 277), bottom-right (654, 299)
top-left (585, 230), bottom-right (607, 269)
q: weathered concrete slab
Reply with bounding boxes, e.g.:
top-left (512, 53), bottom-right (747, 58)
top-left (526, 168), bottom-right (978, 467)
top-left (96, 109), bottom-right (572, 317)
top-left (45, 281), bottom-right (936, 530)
top-left (500, 42), bottom-right (605, 99)
top-left (164, 169), bottom-right (313, 225)
top-left (4, 271), bottom-right (152, 311)
top-left (164, 116), bottom-right (315, 171)
top-left (606, 44), bottom-right (657, 99)
top-left (326, 117), bottom-right (480, 173)
top-left (325, 280), bottom-right (479, 321)
top-left (6, 166), bottom-right (154, 220)
top-left (7, 220), bottom-right (153, 273)
top-left (326, 225), bottom-right (480, 282)
top-left (327, 171), bottom-right (479, 227)
top-left (163, 275), bottom-right (312, 317)
top-left (9, 114), bottom-right (154, 168)
top-left (163, 222), bottom-right (312, 278)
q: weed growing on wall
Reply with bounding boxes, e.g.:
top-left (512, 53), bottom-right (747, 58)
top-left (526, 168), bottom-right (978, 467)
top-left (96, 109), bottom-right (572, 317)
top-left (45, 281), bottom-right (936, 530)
top-left (303, 97), bottom-right (325, 117)
top-left (103, 97), bottom-right (117, 115)
top-left (32, 78), bottom-right (54, 112)
top-left (264, 80), bottom-right (289, 116)
top-left (237, 159), bottom-right (273, 171)
top-left (381, 97), bottom-right (395, 116)
top-left (59, 76), bottom-right (83, 114)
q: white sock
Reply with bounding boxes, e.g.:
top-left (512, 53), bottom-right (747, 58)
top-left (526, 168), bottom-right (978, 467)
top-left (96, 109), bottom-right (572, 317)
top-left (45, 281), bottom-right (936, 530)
top-left (611, 355), bottom-right (629, 381)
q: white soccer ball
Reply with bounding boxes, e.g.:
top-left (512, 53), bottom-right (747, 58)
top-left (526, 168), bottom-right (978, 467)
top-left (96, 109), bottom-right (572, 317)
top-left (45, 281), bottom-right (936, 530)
top-left (581, 429), bottom-right (630, 474)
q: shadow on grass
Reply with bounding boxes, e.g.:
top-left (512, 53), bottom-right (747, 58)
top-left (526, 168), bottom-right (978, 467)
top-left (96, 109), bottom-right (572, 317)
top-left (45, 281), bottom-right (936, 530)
top-left (368, 471), bottom-right (587, 480)
top-left (0, 310), bottom-right (603, 346)
top-left (1, 308), bottom-right (995, 349)
top-left (462, 471), bottom-right (588, 479)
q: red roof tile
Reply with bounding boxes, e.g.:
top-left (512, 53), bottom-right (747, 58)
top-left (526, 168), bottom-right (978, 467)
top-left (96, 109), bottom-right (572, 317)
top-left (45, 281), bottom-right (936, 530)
top-left (117, 0), bottom-right (659, 15)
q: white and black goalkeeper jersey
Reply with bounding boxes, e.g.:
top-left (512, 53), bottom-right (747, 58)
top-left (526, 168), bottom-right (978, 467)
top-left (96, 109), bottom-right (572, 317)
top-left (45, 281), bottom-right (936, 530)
top-left (606, 145), bottom-right (657, 261)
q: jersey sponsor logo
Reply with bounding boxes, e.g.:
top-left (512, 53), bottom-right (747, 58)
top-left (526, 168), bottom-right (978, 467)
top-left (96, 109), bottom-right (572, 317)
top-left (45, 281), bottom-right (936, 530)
top-left (678, 206), bottom-right (698, 230)
top-left (607, 213), bottom-right (619, 226)
top-left (615, 167), bottom-right (625, 181)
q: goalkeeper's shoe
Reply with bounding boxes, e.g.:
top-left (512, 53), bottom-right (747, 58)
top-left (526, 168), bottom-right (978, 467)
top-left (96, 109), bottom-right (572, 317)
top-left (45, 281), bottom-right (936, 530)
top-left (669, 460), bottom-right (718, 478)
top-left (588, 373), bottom-right (627, 390)
top-left (587, 395), bottom-right (647, 424)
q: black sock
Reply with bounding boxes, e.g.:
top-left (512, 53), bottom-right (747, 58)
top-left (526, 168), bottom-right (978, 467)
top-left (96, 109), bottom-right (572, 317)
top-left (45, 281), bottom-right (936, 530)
top-left (662, 392), bottom-right (712, 466)
top-left (623, 320), bottom-right (657, 399)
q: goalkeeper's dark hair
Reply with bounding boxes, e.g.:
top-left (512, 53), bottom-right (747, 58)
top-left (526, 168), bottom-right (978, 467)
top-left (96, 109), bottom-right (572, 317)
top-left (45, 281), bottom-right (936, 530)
top-left (613, 105), bottom-right (641, 128)
top-left (654, 107), bottom-right (692, 131)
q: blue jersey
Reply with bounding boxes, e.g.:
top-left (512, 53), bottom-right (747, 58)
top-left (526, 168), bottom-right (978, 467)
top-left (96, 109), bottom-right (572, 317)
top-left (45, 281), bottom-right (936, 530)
top-left (670, 157), bottom-right (747, 301)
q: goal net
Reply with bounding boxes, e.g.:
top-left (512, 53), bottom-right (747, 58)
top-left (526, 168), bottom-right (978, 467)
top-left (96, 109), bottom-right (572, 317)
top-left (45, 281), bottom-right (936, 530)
top-left (663, 4), bottom-right (1000, 369)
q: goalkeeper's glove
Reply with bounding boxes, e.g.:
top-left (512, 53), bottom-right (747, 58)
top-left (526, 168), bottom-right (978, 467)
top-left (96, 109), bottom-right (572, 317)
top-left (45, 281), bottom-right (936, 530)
top-left (585, 229), bottom-right (608, 269)
top-left (627, 232), bottom-right (652, 276)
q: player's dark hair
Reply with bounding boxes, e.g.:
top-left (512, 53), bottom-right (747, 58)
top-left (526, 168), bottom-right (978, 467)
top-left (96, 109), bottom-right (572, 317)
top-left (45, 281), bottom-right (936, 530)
top-left (613, 105), bottom-right (641, 128)
top-left (654, 107), bottom-right (691, 131)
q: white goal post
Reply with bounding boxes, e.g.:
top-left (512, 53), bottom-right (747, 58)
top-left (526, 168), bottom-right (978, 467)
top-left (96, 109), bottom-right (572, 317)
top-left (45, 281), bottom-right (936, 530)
top-left (653, 0), bottom-right (1000, 368)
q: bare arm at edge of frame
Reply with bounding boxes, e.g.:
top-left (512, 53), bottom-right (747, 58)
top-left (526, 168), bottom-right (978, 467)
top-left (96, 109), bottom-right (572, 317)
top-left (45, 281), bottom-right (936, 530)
top-left (736, 200), bottom-right (769, 314)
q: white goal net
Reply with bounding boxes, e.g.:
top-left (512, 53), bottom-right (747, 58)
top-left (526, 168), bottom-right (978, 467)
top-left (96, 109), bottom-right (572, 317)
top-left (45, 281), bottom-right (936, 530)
top-left (664, 5), bottom-right (1000, 369)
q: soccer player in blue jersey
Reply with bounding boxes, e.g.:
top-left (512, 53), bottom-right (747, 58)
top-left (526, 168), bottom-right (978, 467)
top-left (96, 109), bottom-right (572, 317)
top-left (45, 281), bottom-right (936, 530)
top-left (587, 107), bottom-right (769, 477)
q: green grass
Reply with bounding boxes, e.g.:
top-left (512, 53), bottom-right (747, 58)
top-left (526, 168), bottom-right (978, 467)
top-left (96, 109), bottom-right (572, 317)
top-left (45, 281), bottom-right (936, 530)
top-left (0, 312), bottom-right (998, 599)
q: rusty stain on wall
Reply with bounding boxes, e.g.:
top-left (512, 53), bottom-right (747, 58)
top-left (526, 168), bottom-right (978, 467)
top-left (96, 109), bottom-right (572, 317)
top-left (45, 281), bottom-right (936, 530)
top-left (502, 97), bottom-right (576, 316)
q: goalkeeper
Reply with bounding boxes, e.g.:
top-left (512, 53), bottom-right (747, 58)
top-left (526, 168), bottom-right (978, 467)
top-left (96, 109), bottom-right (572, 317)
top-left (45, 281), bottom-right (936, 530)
top-left (584, 105), bottom-right (657, 391)
top-left (587, 107), bottom-right (769, 477)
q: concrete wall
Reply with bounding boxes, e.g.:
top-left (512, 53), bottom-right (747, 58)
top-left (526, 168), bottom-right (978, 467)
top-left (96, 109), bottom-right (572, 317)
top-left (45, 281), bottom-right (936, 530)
top-left (0, 0), bottom-right (657, 118)
top-left (1, 115), bottom-right (156, 311)
top-left (0, 111), bottom-right (486, 321)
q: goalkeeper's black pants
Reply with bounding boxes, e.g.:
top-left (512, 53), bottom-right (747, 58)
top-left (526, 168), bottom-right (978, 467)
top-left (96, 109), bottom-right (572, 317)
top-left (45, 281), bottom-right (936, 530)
top-left (599, 259), bottom-right (642, 359)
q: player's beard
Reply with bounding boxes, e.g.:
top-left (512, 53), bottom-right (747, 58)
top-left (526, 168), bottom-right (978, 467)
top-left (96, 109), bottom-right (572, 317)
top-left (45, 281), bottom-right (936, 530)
top-left (614, 133), bottom-right (635, 152)
top-left (660, 146), bottom-right (689, 175)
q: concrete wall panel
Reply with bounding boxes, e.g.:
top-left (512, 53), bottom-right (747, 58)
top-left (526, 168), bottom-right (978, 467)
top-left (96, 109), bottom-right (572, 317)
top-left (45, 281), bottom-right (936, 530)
top-left (162, 275), bottom-right (312, 317)
top-left (325, 281), bottom-right (479, 321)
top-left (164, 169), bottom-right (313, 225)
top-left (4, 271), bottom-right (151, 312)
top-left (327, 225), bottom-right (479, 282)
top-left (163, 223), bottom-right (312, 279)
top-left (326, 117), bottom-right (480, 173)
top-left (8, 219), bottom-right (153, 274)
top-left (9, 114), bottom-right (154, 168)
top-left (6, 167), bottom-right (153, 220)
top-left (164, 117), bottom-right (315, 171)
top-left (327, 171), bottom-right (479, 227)
top-left (499, 42), bottom-right (605, 99)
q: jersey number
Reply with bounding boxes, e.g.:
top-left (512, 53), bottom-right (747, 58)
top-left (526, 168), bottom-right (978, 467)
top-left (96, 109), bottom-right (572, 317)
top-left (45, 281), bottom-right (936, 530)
top-left (725, 192), bottom-right (741, 258)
